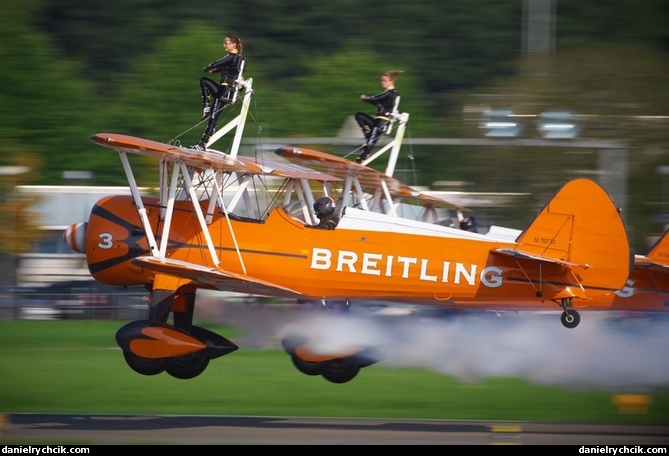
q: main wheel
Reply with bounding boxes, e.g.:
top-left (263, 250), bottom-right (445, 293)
top-left (122, 350), bottom-right (169, 376)
top-left (291, 354), bottom-right (325, 376)
top-left (561, 309), bottom-right (581, 329)
top-left (166, 354), bottom-right (210, 379)
top-left (321, 359), bottom-right (360, 384)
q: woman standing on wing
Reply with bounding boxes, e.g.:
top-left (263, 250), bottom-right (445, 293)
top-left (354, 70), bottom-right (403, 162)
top-left (193, 33), bottom-right (246, 150)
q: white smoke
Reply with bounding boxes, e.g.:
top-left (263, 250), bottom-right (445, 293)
top-left (218, 302), bottom-right (669, 392)
top-left (373, 312), bottom-right (669, 392)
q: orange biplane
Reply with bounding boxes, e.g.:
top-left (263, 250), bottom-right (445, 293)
top-left (63, 145), bottom-right (631, 381)
top-left (62, 78), bottom-right (632, 383)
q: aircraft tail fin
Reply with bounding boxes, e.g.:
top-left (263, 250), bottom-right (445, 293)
top-left (514, 178), bottom-right (631, 295)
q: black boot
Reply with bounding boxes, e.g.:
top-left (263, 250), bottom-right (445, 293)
top-left (357, 147), bottom-right (370, 163)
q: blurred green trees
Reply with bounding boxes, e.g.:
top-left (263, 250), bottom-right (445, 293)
top-left (0, 0), bottom-right (667, 252)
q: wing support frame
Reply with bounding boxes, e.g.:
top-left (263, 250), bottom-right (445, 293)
top-left (347, 112), bottom-right (409, 217)
top-left (357, 112), bottom-right (409, 175)
top-left (176, 161), bottom-right (220, 266)
top-left (158, 160), bottom-right (181, 258)
top-left (275, 111), bottom-right (414, 220)
top-left (118, 150), bottom-right (160, 257)
top-left (206, 78), bottom-right (254, 155)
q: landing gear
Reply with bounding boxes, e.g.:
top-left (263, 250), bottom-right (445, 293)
top-left (290, 352), bottom-right (362, 383)
top-left (166, 354), bottom-right (210, 379)
top-left (321, 359), bottom-right (360, 384)
top-left (122, 350), bottom-right (169, 376)
top-left (281, 333), bottom-right (383, 384)
top-left (116, 319), bottom-right (238, 379)
top-left (291, 354), bottom-right (325, 376)
top-left (558, 298), bottom-right (581, 329)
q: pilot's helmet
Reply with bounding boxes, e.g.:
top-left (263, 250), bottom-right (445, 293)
top-left (460, 216), bottom-right (478, 232)
top-left (313, 196), bottom-right (335, 219)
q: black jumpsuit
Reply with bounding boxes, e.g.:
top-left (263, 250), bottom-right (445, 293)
top-left (354, 88), bottom-right (399, 160)
top-left (197, 51), bottom-right (246, 149)
top-left (313, 213), bottom-right (339, 230)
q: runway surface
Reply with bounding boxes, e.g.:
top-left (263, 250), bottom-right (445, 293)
top-left (2, 414), bottom-right (668, 445)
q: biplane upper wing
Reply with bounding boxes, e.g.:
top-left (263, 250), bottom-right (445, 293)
top-left (274, 146), bottom-right (467, 210)
top-left (132, 256), bottom-right (301, 298)
top-left (90, 133), bottom-right (341, 181)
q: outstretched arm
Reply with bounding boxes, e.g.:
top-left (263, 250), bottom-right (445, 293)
top-left (204, 54), bottom-right (234, 73)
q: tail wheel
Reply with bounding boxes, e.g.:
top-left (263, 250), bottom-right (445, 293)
top-left (166, 354), bottom-right (210, 380)
top-left (561, 309), bottom-right (581, 329)
top-left (122, 350), bottom-right (169, 376)
top-left (321, 359), bottom-right (360, 384)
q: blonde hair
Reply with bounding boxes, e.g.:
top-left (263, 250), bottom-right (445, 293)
top-left (383, 70), bottom-right (404, 80)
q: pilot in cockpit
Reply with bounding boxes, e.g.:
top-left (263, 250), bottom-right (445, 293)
top-left (312, 196), bottom-right (340, 230)
top-left (459, 216), bottom-right (478, 233)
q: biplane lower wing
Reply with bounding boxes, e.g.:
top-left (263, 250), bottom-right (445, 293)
top-left (132, 256), bottom-right (301, 298)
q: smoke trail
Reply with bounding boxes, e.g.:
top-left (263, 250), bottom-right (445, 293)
top-left (219, 301), bottom-right (669, 392)
top-left (374, 311), bottom-right (669, 392)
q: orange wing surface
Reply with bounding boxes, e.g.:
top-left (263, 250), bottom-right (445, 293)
top-left (275, 146), bottom-right (466, 210)
top-left (90, 133), bottom-right (341, 181)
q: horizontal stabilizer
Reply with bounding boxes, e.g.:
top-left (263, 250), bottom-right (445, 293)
top-left (132, 256), bottom-right (301, 298)
top-left (492, 248), bottom-right (584, 268)
top-left (643, 229), bottom-right (669, 268)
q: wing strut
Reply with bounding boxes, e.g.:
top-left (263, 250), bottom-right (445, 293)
top-left (177, 161), bottom-right (220, 266)
top-left (379, 179), bottom-right (397, 217)
top-left (118, 151), bottom-right (160, 257)
top-left (211, 170), bottom-right (247, 274)
top-left (158, 161), bottom-right (180, 257)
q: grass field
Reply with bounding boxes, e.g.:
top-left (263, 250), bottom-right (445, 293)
top-left (1, 319), bottom-right (667, 424)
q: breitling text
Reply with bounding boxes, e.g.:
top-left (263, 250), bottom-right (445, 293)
top-left (310, 248), bottom-right (503, 287)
